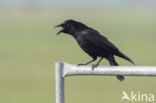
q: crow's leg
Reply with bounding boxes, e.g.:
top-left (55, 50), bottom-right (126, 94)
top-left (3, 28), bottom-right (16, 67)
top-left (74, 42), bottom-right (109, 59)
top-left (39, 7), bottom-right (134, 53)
top-left (92, 57), bottom-right (104, 70)
top-left (78, 57), bottom-right (97, 66)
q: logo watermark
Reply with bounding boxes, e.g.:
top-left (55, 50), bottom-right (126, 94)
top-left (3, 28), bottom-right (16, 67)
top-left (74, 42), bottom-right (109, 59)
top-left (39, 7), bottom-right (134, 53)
top-left (121, 91), bottom-right (155, 102)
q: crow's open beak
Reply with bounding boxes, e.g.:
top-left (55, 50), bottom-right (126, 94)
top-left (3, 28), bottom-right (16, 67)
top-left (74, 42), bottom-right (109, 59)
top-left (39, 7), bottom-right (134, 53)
top-left (54, 24), bottom-right (63, 35)
top-left (54, 24), bottom-right (62, 28)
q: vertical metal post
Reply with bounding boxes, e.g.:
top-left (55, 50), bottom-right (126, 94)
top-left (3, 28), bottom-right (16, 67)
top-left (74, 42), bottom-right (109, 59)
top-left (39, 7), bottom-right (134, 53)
top-left (55, 63), bottom-right (64, 103)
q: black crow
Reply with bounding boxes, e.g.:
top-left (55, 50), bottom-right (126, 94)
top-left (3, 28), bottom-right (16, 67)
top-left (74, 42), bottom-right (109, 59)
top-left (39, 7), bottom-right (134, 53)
top-left (55, 19), bottom-right (134, 81)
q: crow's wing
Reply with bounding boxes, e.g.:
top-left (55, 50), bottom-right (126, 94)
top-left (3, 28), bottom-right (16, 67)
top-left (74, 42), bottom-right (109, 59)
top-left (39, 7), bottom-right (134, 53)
top-left (81, 29), bottom-right (119, 53)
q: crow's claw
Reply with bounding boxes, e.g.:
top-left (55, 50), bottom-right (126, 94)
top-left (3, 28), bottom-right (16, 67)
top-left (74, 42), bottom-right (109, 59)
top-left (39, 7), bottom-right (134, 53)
top-left (91, 64), bottom-right (98, 71)
top-left (77, 64), bottom-right (86, 66)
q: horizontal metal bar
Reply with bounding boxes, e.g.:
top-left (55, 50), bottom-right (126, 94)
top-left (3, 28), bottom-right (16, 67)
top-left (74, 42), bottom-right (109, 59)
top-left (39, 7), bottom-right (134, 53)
top-left (59, 62), bottom-right (156, 77)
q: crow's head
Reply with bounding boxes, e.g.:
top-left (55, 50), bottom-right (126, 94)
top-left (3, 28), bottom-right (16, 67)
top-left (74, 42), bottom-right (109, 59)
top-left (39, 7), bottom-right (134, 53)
top-left (54, 19), bottom-right (88, 35)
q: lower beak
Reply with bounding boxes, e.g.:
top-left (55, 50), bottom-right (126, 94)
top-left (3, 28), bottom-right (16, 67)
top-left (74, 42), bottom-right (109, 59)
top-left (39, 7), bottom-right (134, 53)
top-left (56, 29), bottom-right (63, 35)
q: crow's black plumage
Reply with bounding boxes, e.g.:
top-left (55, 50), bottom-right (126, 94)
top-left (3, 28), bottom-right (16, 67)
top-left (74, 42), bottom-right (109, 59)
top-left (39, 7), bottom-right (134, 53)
top-left (55, 19), bottom-right (134, 81)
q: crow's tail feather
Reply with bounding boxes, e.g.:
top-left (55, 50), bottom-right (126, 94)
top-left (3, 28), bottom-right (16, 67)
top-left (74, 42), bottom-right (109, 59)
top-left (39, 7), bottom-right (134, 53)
top-left (116, 75), bottom-right (124, 81)
top-left (109, 59), bottom-right (124, 81)
top-left (113, 60), bottom-right (124, 81)
top-left (116, 51), bottom-right (134, 65)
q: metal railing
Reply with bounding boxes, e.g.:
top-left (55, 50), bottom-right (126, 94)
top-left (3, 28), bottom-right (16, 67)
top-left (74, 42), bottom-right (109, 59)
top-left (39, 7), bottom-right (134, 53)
top-left (55, 62), bottom-right (156, 103)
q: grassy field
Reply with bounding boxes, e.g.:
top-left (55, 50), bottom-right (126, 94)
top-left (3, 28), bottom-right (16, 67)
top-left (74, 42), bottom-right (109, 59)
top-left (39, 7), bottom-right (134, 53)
top-left (0, 8), bottom-right (156, 103)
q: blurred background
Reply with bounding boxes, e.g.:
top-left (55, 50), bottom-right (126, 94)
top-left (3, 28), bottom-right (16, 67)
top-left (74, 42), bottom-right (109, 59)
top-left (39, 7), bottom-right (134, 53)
top-left (0, 0), bottom-right (156, 103)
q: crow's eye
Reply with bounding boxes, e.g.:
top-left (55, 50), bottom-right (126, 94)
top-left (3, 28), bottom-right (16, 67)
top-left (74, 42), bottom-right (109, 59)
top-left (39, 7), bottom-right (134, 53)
top-left (61, 24), bottom-right (65, 27)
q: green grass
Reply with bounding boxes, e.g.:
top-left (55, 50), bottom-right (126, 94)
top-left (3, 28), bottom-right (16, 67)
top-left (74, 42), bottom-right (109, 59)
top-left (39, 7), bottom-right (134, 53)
top-left (0, 9), bottom-right (156, 103)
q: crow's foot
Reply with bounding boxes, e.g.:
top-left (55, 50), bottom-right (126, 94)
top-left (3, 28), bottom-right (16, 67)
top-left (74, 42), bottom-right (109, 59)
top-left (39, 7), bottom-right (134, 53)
top-left (77, 64), bottom-right (86, 66)
top-left (91, 64), bottom-right (98, 71)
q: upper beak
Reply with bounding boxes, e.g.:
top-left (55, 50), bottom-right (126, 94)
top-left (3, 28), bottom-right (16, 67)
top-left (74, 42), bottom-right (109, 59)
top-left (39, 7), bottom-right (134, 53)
top-left (54, 24), bottom-right (62, 28)
top-left (54, 24), bottom-right (63, 35)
